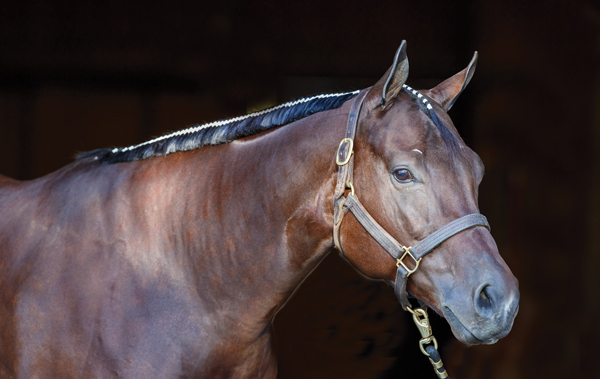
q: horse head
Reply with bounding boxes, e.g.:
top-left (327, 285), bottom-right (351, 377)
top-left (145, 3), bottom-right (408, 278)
top-left (336, 41), bottom-right (519, 346)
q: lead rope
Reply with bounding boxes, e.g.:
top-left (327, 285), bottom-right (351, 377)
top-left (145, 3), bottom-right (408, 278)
top-left (406, 306), bottom-right (450, 379)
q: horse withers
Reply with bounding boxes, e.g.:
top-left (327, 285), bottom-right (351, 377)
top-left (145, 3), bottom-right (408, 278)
top-left (0, 41), bottom-right (519, 378)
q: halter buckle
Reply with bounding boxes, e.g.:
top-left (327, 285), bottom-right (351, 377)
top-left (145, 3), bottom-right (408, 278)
top-left (336, 138), bottom-right (354, 166)
top-left (396, 246), bottom-right (421, 277)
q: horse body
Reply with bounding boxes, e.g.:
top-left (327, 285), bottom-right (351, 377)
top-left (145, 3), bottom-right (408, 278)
top-left (0, 104), bottom-right (349, 378)
top-left (0, 42), bottom-right (519, 378)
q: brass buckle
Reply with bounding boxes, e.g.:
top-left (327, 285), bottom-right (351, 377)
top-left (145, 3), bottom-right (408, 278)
top-left (396, 246), bottom-right (421, 277)
top-left (336, 138), bottom-right (354, 166)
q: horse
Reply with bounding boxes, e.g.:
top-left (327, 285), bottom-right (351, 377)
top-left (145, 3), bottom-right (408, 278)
top-left (0, 41), bottom-right (519, 378)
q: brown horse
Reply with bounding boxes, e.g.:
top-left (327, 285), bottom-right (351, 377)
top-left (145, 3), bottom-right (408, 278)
top-left (0, 42), bottom-right (518, 378)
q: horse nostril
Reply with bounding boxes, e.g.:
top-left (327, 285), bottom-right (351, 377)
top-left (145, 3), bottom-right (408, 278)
top-left (481, 286), bottom-right (491, 302)
top-left (475, 284), bottom-right (494, 316)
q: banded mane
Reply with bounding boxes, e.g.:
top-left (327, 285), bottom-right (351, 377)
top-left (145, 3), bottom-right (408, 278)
top-left (401, 84), bottom-right (461, 152)
top-left (77, 91), bottom-right (360, 164)
top-left (77, 85), bottom-right (459, 165)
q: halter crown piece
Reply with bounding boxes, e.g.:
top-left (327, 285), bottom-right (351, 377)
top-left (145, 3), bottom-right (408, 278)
top-left (332, 87), bottom-right (491, 379)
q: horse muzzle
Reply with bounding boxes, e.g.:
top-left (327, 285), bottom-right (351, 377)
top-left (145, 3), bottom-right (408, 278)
top-left (442, 272), bottom-right (520, 345)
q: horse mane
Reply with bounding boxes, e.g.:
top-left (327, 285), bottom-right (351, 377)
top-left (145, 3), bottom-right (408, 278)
top-left (402, 85), bottom-right (462, 152)
top-left (77, 91), bottom-right (360, 164)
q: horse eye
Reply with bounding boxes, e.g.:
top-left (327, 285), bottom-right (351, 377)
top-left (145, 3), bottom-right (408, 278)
top-left (392, 168), bottom-right (414, 182)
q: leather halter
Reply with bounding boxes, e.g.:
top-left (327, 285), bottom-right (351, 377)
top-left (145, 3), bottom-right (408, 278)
top-left (332, 88), bottom-right (491, 310)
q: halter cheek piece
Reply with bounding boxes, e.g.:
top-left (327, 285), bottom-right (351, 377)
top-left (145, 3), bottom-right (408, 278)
top-left (332, 87), bottom-right (491, 311)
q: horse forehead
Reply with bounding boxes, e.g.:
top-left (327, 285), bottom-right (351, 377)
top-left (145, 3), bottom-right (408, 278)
top-left (372, 104), bottom-right (441, 151)
top-left (370, 105), bottom-right (480, 177)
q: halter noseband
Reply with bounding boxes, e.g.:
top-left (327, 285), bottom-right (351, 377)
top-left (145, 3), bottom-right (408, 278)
top-left (332, 88), bottom-right (491, 311)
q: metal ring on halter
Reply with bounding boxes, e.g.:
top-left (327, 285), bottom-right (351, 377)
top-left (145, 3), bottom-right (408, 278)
top-left (348, 181), bottom-right (355, 197)
top-left (419, 336), bottom-right (439, 356)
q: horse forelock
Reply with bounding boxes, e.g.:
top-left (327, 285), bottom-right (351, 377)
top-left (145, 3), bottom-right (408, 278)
top-left (400, 85), bottom-right (463, 159)
top-left (77, 90), bottom-right (360, 164)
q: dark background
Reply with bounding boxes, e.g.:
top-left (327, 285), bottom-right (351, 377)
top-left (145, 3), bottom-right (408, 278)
top-left (0, 0), bottom-right (596, 378)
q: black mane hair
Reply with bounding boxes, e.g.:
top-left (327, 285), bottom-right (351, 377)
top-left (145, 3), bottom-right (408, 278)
top-left (77, 91), bottom-right (360, 164)
top-left (401, 85), bottom-right (462, 152)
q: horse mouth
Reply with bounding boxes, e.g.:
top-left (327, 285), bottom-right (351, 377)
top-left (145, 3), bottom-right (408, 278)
top-left (442, 306), bottom-right (488, 346)
top-left (442, 299), bottom-right (519, 346)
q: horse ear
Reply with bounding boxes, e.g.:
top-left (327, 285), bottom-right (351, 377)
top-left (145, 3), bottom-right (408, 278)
top-left (428, 51), bottom-right (478, 110)
top-left (377, 41), bottom-right (409, 106)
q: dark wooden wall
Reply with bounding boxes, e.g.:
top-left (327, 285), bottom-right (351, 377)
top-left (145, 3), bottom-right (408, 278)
top-left (0, 1), bottom-right (596, 378)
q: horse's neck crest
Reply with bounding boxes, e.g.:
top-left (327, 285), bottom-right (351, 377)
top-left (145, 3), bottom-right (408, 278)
top-left (78, 84), bottom-right (457, 165)
top-left (77, 90), bottom-right (359, 164)
top-left (113, 91), bottom-right (360, 155)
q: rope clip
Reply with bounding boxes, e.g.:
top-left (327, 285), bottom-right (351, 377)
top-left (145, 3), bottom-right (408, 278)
top-left (406, 307), bottom-right (448, 378)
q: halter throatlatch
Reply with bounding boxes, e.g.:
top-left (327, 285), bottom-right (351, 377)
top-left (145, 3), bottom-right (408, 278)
top-left (332, 88), bottom-right (491, 379)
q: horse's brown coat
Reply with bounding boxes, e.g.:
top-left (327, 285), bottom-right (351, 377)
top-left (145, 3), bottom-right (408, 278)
top-left (0, 46), bottom-right (518, 378)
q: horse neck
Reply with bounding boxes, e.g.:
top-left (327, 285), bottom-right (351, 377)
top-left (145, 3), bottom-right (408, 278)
top-left (148, 103), bottom-right (351, 330)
